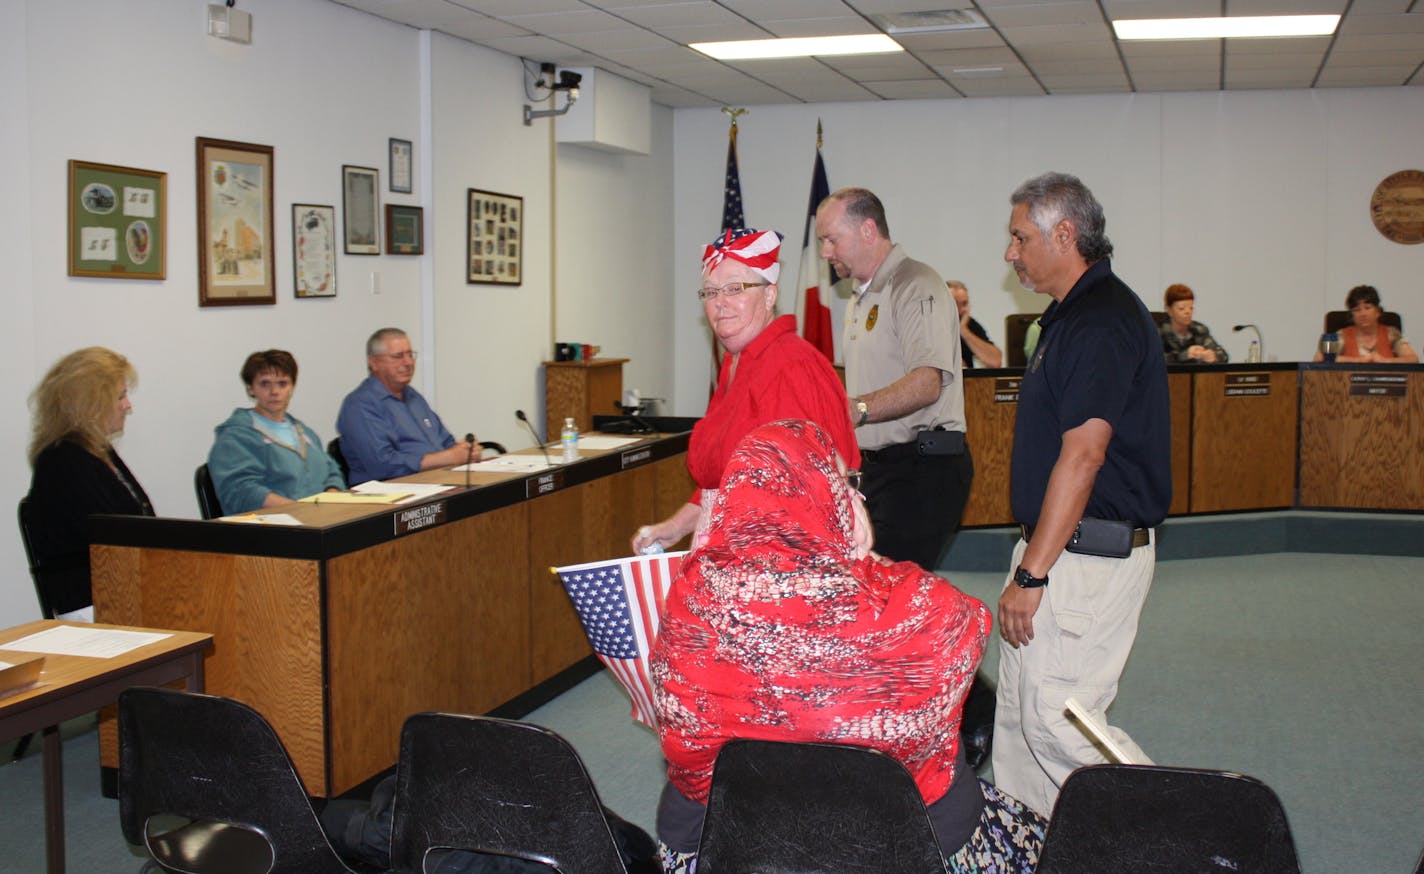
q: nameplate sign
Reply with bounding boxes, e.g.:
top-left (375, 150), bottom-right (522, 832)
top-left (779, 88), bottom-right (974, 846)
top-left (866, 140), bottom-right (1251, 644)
top-left (395, 501), bottom-right (446, 536)
top-left (1224, 372), bottom-right (1271, 397)
top-left (621, 447), bottom-right (653, 469)
top-left (993, 377), bottom-right (1022, 404)
top-left (526, 469), bottom-right (565, 498)
top-left (1349, 373), bottom-right (1408, 398)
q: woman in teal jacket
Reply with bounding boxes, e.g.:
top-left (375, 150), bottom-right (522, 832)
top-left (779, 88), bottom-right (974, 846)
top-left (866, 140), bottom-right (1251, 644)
top-left (208, 349), bottom-right (345, 514)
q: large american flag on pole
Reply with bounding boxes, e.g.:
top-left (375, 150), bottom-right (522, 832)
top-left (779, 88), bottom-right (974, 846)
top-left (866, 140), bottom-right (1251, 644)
top-left (554, 551), bottom-right (687, 730)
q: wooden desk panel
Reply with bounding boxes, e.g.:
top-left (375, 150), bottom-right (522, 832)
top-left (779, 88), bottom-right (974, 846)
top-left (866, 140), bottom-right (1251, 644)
top-left (327, 504), bottom-right (530, 792)
top-left (1299, 369), bottom-right (1424, 509)
top-left (92, 547), bottom-right (326, 790)
top-left (1168, 373), bottom-right (1191, 516)
top-left (1190, 369), bottom-right (1298, 512)
top-left (962, 376), bottom-right (1016, 527)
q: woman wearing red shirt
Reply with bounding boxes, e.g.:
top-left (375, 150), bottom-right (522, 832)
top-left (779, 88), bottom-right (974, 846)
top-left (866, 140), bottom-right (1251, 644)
top-left (631, 228), bottom-right (859, 553)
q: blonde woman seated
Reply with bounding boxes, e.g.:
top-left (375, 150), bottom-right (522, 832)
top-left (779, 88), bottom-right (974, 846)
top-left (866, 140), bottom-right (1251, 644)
top-left (651, 419), bottom-right (1045, 874)
top-left (26, 347), bottom-right (154, 620)
top-left (208, 349), bottom-right (344, 514)
top-left (1316, 285), bottom-right (1418, 364)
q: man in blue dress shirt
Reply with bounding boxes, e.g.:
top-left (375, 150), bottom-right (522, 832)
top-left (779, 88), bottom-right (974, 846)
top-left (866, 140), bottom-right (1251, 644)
top-left (335, 327), bottom-right (477, 483)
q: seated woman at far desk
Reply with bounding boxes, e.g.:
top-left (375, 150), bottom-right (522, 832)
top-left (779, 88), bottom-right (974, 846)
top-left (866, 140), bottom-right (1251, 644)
top-left (1160, 283), bottom-right (1228, 364)
top-left (1316, 284), bottom-right (1418, 364)
top-left (208, 349), bottom-right (344, 514)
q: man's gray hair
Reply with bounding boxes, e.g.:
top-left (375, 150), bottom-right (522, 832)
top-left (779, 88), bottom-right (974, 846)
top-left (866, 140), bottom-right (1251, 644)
top-left (366, 327), bottom-right (408, 357)
top-left (1010, 172), bottom-right (1113, 263)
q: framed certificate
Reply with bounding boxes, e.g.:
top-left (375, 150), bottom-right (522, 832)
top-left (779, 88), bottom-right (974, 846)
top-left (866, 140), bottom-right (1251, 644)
top-left (68, 160), bottom-right (167, 280)
top-left (292, 204), bottom-right (337, 297)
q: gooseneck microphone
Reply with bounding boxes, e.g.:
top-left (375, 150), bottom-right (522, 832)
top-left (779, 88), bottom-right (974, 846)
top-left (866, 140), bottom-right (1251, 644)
top-left (514, 410), bottom-right (552, 468)
top-left (1232, 323), bottom-right (1264, 359)
top-left (464, 433), bottom-right (476, 489)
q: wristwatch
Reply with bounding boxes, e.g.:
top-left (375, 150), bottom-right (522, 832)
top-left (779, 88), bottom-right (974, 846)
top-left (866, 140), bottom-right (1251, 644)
top-left (1013, 565), bottom-right (1048, 589)
top-left (853, 398), bottom-right (870, 427)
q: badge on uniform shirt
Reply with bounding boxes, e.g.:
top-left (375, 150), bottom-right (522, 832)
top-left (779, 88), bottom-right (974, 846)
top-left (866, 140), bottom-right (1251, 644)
top-left (1030, 342), bottom-right (1047, 374)
top-left (423, 417), bottom-right (433, 428)
top-left (866, 304), bottom-right (879, 332)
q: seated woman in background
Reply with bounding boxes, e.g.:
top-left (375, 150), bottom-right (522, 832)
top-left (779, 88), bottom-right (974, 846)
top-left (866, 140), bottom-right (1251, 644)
top-left (1317, 285), bottom-right (1418, 364)
top-left (651, 420), bottom-right (1045, 874)
top-left (1160, 283), bottom-right (1228, 363)
top-left (26, 347), bottom-right (154, 621)
top-left (208, 349), bottom-right (344, 514)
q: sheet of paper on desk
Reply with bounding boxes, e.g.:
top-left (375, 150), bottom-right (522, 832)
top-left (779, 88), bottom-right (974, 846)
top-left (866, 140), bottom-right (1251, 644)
top-left (351, 480), bottom-right (455, 504)
top-left (457, 455), bottom-right (557, 473)
top-left (1, 625), bottom-right (171, 659)
top-left (576, 435), bottom-right (646, 451)
top-left (297, 492), bottom-right (411, 505)
top-left (219, 512), bottom-right (303, 525)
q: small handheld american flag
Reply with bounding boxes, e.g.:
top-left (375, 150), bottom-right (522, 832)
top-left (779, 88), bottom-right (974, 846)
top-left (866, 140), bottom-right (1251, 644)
top-left (553, 551), bottom-right (687, 730)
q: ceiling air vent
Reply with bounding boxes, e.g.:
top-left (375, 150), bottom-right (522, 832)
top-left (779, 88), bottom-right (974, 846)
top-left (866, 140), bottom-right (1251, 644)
top-left (870, 9), bottom-right (990, 34)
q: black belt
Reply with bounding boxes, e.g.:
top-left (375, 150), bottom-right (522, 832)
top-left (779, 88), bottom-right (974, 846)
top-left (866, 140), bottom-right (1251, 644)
top-left (862, 429), bottom-right (966, 463)
top-left (1020, 523), bottom-right (1151, 548)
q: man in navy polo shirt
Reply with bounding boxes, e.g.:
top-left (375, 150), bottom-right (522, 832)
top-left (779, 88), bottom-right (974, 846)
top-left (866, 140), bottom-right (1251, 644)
top-left (991, 172), bottom-right (1171, 815)
top-left (335, 327), bottom-right (478, 483)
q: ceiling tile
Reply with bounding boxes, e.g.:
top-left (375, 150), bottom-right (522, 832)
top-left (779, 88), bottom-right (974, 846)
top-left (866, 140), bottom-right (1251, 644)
top-left (1224, 68), bottom-right (1318, 87)
top-left (862, 79), bottom-right (965, 99)
top-left (1332, 32), bottom-right (1424, 52)
top-left (919, 46), bottom-right (1022, 66)
top-left (439, 17), bottom-right (534, 40)
top-left (455, 0), bottom-right (587, 13)
top-left (1227, 0), bottom-right (1347, 13)
top-left (1040, 72), bottom-right (1133, 89)
top-left (983, 1), bottom-right (1106, 28)
top-left (1133, 74), bottom-right (1223, 91)
top-left (762, 17), bottom-right (880, 38)
top-left (895, 29), bottom-right (1009, 52)
top-left (951, 77), bottom-right (1048, 98)
top-left (997, 22), bottom-right (1116, 45)
top-left (503, 8), bottom-right (629, 34)
top-left (1314, 66), bottom-right (1417, 86)
top-left (937, 60), bottom-right (1032, 78)
top-left (611, 2), bottom-right (755, 30)
top-left (561, 28), bottom-right (678, 51)
top-left (1326, 48), bottom-right (1424, 67)
top-left (718, 0), bottom-right (864, 17)
top-left (1101, 0), bottom-right (1221, 18)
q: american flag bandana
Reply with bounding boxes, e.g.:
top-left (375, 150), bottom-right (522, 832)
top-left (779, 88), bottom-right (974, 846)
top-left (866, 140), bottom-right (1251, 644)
top-left (555, 551), bottom-right (687, 729)
top-left (701, 228), bottom-right (783, 283)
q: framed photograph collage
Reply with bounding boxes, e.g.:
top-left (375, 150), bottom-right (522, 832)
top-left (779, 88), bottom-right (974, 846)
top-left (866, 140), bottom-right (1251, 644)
top-left (70, 136), bottom-right (523, 303)
top-left (466, 188), bottom-right (522, 286)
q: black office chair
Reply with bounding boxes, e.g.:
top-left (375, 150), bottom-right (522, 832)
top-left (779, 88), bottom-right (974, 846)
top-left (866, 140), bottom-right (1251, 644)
top-left (1324, 309), bottom-right (1403, 334)
top-left (16, 498), bottom-right (56, 621)
top-left (478, 440), bottom-right (507, 458)
top-left (119, 686), bottom-right (359, 874)
top-left (392, 712), bottom-right (647, 874)
top-left (1004, 313), bottom-right (1042, 368)
top-left (12, 498), bottom-right (53, 761)
top-left (1036, 764), bottom-right (1302, 874)
top-left (328, 438), bottom-right (350, 483)
top-left (695, 739), bottom-right (948, 874)
top-left (194, 464), bottom-right (222, 520)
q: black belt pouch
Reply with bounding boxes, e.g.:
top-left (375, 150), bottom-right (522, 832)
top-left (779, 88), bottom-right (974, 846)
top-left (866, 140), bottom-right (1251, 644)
top-left (1065, 517), bottom-right (1133, 558)
top-left (916, 429), bottom-right (965, 456)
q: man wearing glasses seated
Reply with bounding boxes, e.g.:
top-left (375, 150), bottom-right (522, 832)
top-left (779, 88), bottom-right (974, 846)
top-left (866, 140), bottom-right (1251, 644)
top-left (335, 327), bottom-right (478, 483)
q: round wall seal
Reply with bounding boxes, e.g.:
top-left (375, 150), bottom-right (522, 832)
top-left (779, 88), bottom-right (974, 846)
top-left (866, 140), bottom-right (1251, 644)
top-left (1369, 170), bottom-right (1424, 244)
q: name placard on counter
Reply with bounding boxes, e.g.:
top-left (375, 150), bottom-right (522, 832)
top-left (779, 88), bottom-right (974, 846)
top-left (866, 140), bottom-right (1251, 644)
top-left (1224, 372), bottom-right (1271, 397)
top-left (1349, 373), bottom-right (1408, 398)
top-left (526, 469), bottom-right (566, 498)
top-left (395, 501), bottom-right (446, 536)
top-left (993, 377), bottom-right (1022, 404)
top-left (621, 447), bottom-right (653, 468)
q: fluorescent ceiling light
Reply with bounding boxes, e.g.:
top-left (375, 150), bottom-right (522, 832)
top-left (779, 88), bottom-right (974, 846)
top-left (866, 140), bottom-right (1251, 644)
top-left (1114, 15), bottom-right (1340, 40)
top-left (690, 34), bottom-right (902, 60)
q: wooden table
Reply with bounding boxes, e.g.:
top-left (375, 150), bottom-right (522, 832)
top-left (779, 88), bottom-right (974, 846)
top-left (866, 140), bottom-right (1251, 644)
top-left (0, 620), bottom-right (211, 874)
top-left (90, 432), bottom-right (693, 797)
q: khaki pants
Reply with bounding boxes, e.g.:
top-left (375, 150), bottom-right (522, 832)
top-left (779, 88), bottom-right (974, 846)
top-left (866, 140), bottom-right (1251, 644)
top-left (991, 537), bottom-right (1156, 816)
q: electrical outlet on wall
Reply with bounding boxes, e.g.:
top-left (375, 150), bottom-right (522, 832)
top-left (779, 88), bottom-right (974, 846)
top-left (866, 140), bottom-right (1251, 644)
top-left (370, 271), bottom-right (380, 294)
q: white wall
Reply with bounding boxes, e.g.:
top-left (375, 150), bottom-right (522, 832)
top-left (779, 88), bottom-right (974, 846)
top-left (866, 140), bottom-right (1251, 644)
top-left (670, 89), bottom-right (1424, 412)
top-left (1, 0), bottom-right (677, 628)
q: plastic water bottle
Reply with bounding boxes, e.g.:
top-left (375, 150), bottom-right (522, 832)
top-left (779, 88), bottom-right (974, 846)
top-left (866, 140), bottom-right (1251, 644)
top-left (1247, 339), bottom-right (1261, 363)
top-left (560, 417), bottom-right (579, 463)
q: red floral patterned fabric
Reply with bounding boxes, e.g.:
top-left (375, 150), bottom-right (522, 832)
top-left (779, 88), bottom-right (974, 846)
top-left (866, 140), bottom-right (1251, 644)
top-left (651, 419), bottom-right (990, 805)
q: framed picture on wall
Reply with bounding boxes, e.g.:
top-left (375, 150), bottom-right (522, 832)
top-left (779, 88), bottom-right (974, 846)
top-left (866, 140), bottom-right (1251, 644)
top-left (385, 204), bottom-right (423, 255)
top-left (67, 159), bottom-right (167, 280)
top-left (292, 203), bottom-right (337, 297)
top-left (196, 137), bottom-right (275, 306)
top-left (342, 165), bottom-right (380, 255)
top-left (466, 188), bottom-right (522, 286)
top-left (389, 138), bottom-right (413, 194)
